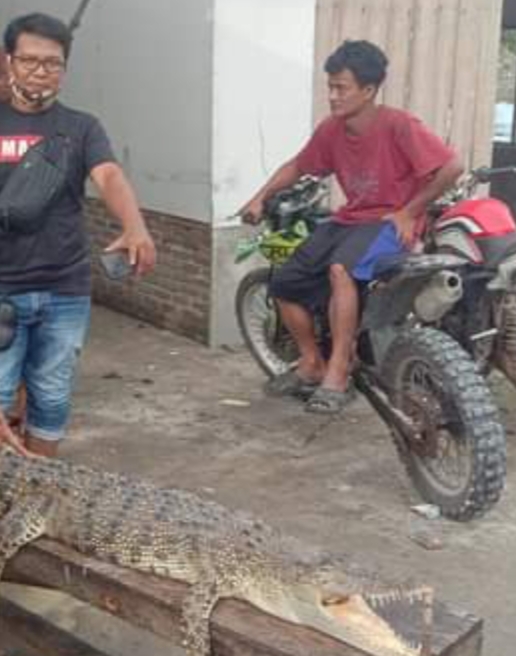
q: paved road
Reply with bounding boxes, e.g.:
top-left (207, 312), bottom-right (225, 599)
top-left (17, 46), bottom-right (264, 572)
top-left (3, 305), bottom-right (515, 656)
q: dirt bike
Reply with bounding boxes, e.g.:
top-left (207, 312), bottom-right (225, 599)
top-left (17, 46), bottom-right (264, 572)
top-left (235, 170), bottom-right (516, 521)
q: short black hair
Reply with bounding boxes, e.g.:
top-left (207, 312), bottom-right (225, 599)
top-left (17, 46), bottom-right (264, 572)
top-left (324, 40), bottom-right (388, 88)
top-left (4, 13), bottom-right (72, 60)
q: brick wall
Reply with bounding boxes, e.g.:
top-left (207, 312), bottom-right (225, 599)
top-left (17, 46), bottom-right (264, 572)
top-left (87, 200), bottom-right (212, 344)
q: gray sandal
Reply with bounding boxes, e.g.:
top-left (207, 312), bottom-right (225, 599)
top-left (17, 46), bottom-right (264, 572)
top-left (305, 384), bottom-right (355, 415)
top-left (264, 370), bottom-right (319, 400)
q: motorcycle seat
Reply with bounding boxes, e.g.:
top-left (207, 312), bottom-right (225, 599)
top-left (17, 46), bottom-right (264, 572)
top-left (372, 252), bottom-right (468, 281)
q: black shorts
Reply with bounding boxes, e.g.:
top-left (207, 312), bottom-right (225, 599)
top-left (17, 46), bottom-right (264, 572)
top-left (269, 220), bottom-right (404, 311)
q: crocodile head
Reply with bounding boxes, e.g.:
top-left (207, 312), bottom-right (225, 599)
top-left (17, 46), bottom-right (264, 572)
top-left (244, 553), bottom-right (431, 656)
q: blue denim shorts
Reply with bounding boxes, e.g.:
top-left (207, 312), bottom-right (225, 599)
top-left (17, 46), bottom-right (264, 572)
top-left (0, 292), bottom-right (91, 441)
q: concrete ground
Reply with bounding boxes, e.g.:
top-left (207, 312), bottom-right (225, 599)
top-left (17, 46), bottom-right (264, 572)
top-left (2, 304), bottom-right (516, 656)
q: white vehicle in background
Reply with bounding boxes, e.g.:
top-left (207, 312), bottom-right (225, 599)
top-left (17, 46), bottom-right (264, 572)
top-left (494, 102), bottom-right (514, 142)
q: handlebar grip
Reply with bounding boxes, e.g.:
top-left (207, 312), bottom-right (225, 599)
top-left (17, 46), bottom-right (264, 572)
top-left (473, 166), bottom-right (516, 183)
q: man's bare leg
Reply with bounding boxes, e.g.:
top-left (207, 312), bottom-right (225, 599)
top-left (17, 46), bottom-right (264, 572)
top-left (321, 263), bottom-right (359, 391)
top-left (25, 434), bottom-right (59, 457)
top-left (276, 299), bottom-right (326, 382)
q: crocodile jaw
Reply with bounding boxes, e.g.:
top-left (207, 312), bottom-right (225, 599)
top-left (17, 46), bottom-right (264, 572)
top-left (322, 593), bottom-right (423, 656)
top-left (246, 587), bottom-right (424, 656)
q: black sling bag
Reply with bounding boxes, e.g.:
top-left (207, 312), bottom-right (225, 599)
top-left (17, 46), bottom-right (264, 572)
top-left (0, 131), bottom-right (73, 236)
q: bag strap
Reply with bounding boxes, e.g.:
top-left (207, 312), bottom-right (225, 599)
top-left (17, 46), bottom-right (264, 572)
top-left (53, 105), bottom-right (82, 207)
top-left (28, 103), bottom-right (81, 208)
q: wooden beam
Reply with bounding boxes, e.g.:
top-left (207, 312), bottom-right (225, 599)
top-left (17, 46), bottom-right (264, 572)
top-left (4, 538), bottom-right (482, 656)
top-left (0, 597), bottom-right (109, 656)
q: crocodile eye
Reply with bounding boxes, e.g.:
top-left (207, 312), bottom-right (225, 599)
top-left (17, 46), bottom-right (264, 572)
top-left (321, 594), bottom-right (350, 607)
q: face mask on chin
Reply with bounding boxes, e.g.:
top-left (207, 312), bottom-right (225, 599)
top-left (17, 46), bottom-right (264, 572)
top-left (9, 77), bottom-right (58, 111)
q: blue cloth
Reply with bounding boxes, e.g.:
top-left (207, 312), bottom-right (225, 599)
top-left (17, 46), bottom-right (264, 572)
top-left (352, 221), bottom-right (406, 281)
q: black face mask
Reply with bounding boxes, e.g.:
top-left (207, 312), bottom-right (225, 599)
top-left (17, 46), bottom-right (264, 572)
top-left (0, 297), bottom-right (16, 352)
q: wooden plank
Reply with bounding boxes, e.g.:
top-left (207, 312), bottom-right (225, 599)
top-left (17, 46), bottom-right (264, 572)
top-left (312, 0), bottom-right (336, 122)
top-left (0, 597), bottom-right (109, 656)
top-left (432, 0), bottom-right (461, 142)
top-left (312, 0), bottom-right (330, 121)
top-left (313, 0), bottom-right (371, 124)
top-left (3, 538), bottom-right (482, 656)
top-left (384, 0), bottom-right (415, 109)
top-left (362, 0), bottom-right (394, 105)
top-left (405, 0), bottom-right (442, 125)
top-left (362, 0), bottom-right (393, 53)
top-left (471, 0), bottom-right (503, 167)
top-left (334, 0), bottom-right (369, 41)
top-left (448, 0), bottom-right (483, 169)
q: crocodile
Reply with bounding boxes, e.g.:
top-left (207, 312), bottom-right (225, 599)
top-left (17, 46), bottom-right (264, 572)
top-left (0, 445), bottom-right (432, 656)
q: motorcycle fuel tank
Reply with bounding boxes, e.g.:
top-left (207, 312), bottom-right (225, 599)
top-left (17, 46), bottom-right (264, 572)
top-left (435, 198), bottom-right (516, 264)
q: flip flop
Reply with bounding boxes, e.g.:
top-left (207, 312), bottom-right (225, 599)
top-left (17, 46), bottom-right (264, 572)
top-left (263, 369), bottom-right (319, 400)
top-left (304, 383), bottom-right (356, 415)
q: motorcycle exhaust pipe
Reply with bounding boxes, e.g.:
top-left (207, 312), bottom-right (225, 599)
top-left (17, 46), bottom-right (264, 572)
top-left (414, 270), bottom-right (463, 323)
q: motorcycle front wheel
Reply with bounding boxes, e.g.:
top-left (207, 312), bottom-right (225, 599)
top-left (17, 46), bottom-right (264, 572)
top-left (235, 267), bottom-right (299, 377)
top-left (381, 327), bottom-right (506, 521)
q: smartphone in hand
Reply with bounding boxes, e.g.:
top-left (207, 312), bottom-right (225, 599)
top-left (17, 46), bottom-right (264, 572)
top-left (99, 250), bottom-right (134, 280)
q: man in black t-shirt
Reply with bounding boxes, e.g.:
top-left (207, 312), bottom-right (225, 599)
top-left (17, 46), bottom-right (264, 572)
top-left (0, 13), bottom-right (156, 457)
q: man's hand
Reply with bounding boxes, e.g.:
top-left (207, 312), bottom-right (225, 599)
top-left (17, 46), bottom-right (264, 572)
top-left (237, 158), bottom-right (301, 225)
top-left (91, 163), bottom-right (157, 275)
top-left (385, 208), bottom-right (415, 248)
top-left (239, 198), bottom-right (265, 225)
top-left (105, 228), bottom-right (156, 276)
top-left (0, 412), bottom-right (30, 456)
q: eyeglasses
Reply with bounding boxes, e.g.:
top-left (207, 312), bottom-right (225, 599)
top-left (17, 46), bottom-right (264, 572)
top-left (12, 55), bottom-right (65, 75)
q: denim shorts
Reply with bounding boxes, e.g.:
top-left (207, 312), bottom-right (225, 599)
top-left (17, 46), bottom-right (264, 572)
top-left (0, 292), bottom-right (91, 441)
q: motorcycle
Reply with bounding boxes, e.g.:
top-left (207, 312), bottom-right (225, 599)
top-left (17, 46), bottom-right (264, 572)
top-left (235, 169), bottom-right (516, 521)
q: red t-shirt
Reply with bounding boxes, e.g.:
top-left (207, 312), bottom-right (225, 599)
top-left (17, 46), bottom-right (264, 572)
top-left (296, 106), bottom-right (456, 235)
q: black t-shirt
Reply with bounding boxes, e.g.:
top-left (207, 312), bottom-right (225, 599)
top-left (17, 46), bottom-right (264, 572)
top-left (0, 101), bottom-right (116, 295)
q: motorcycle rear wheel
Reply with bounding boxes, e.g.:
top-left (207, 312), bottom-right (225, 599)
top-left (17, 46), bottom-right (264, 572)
top-left (235, 267), bottom-right (298, 377)
top-left (381, 327), bottom-right (506, 521)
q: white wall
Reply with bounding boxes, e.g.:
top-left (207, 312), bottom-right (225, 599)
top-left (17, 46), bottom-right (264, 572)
top-left (0, 0), bottom-right (319, 346)
top-left (210, 0), bottom-right (317, 345)
top-left (211, 0), bottom-right (316, 226)
top-left (0, 0), bottom-right (214, 220)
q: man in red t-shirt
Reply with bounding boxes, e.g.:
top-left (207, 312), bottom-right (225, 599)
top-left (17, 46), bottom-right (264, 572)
top-left (241, 40), bottom-right (463, 414)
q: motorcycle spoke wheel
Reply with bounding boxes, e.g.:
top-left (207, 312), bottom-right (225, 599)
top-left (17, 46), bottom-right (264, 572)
top-left (382, 327), bottom-right (506, 521)
top-left (402, 361), bottom-right (472, 495)
top-left (235, 268), bottom-right (299, 377)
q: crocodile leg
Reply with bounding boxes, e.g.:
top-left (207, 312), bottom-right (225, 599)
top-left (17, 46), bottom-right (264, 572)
top-left (0, 496), bottom-right (53, 579)
top-left (181, 581), bottom-right (220, 656)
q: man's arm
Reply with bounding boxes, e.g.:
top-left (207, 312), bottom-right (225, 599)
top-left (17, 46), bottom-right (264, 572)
top-left (90, 162), bottom-right (157, 275)
top-left (240, 158), bottom-right (301, 224)
top-left (392, 155), bottom-right (465, 245)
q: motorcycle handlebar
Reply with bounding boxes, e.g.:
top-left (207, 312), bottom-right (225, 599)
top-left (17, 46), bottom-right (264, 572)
top-left (472, 166), bottom-right (516, 183)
